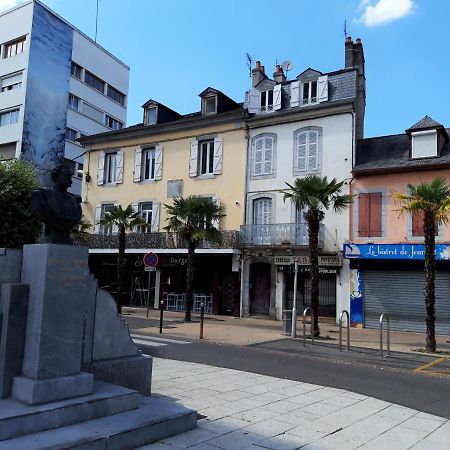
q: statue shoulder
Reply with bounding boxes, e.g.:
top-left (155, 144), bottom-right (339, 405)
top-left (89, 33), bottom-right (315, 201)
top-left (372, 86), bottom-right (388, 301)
top-left (68, 192), bottom-right (82, 204)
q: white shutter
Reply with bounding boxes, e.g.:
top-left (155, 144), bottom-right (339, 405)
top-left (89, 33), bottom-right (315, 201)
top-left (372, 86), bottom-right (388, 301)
top-left (189, 141), bottom-right (198, 177)
top-left (151, 202), bottom-right (160, 232)
top-left (253, 198), bottom-right (271, 225)
top-left (212, 196), bottom-right (220, 229)
top-left (296, 133), bottom-right (307, 171)
top-left (290, 81), bottom-right (300, 107)
top-left (112, 203), bottom-right (119, 233)
top-left (253, 138), bottom-right (263, 175)
top-left (307, 131), bottom-right (319, 170)
top-left (317, 75), bottom-right (328, 102)
top-left (134, 148), bottom-right (142, 182)
top-left (213, 137), bottom-right (223, 175)
top-left (97, 151), bottom-right (105, 185)
top-left (273, 84), bottom-right (282, 111)
top-left (115, 150), bottom-right (124, 184)
top-left (263, 137), bottom-right (273, 175)
top-left (94, 205), bottom-right (102, 233)
top-left (131, 202), bottom-right (139, 231)
top-left (248, 88), bottom-right (261, 114)
top-left (154, 144), bottom-right (163, 180)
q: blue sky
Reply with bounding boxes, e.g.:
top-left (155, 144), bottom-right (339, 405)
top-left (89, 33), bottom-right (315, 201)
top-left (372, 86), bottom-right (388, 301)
top-left (3, 0), bottom-right (450, 137)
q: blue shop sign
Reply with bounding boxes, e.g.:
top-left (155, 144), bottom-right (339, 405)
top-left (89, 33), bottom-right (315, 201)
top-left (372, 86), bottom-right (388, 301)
top-left (343, 243), bottom-right (450, 261)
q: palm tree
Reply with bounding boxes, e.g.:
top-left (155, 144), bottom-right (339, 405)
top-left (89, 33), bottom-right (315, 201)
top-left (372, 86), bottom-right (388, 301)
top-left (393, 177), bottom-right (450, 353)
top-left (164, 196), bottom-right (224, 322)
top-left (100, 204), bottom-right (148, 314)
top-left (282, 175), bottom-right (353, 336)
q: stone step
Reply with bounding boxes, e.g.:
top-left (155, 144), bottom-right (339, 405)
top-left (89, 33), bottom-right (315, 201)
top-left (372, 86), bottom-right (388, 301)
top-left (0, 395), bottom-right (197, 450)
top-left (0, 381), bottom-right (139, 441)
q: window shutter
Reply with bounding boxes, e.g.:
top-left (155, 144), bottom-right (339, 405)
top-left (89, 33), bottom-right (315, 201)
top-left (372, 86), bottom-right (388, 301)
top-left (273, 84), bottom-right (282, 111)
top-left (370, 193), bottom-right (382, 237)
top-left (254, 138), bottom-right (263, 175)
top-left (307, 131), bottom-right (319, 170)
top-left (189, 141), bottom-right (198, 177)
top-left (290, 81), bottom-right (300, 107)
top-left (94, 205), bottom-right (102, 233)
top-left (131, 202), bottom-right (139, 231)
top-left (212, 195), bottom-right (220, 229)
top-left (248, 88), bottom-right (261, 114)
top-left (154, 144), bottom-right (163, 180)
top-left (358, 193), bottom-right (370, 237)
top-left (317, 75), bottom-right (328, 102)
top-left (213, 137), bottom-right (223, 175)
top-left (412, 211), bottom-right (424, 237)
top-left (253, 198), bottom-right (271, 225)
top-left (264, 137), bottom-right (273, 175)
top-left (296, 133), bottom-right (307, 171)
top-left (151, 202), bottom-right (160, 232)
top-left (133, 148), bottom-right (142, 182)
top-left (97, 151), bottom-right (105, 185)
top-left (115, 151), bottom-right (124, 184)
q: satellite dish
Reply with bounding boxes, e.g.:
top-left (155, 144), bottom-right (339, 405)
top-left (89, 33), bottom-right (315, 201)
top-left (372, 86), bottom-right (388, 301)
top-left (281, 60), bottom-right (294, 72)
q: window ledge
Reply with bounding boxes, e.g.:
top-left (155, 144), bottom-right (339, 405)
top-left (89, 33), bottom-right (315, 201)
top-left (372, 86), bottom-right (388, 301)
top-left (102, 183), bottom-right (118, 188)
top-left (138, 179), bottom-right (157, 184)
top-left (195, 174), bottom-right (216, 180)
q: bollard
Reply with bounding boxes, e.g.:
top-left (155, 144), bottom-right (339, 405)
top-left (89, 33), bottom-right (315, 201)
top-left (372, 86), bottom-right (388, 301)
top-left (339, 310), bottom-right (350, 352)
top-left (200, 303), bottom-right (205, 340)
top-left (302, 307), bottom-right (315, 347)
top-left (159, 300), bottom-right (164, 334)
top-left (379, 313), bottom-right (391, 358)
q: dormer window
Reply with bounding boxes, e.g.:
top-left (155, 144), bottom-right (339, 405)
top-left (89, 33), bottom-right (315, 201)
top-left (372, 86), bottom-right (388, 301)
top-left (203, 95), bottom-right (217, 115)
top-left (411, 130), bottom-right (438, 159)
top-left (302, 80), bottom-right (318, 105)
top-left (260, 90), bottom-right (273, 112)
top-left (146, 106), bottom-right (157, 125)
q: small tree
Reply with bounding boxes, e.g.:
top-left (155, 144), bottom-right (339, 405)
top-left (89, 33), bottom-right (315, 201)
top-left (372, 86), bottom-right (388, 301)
top-left (0, 159), bottom-right (41, 248)
top-left (164, 196), bottom-right (224, 322)
top-left (100, 204), bottom-right (148, 314)
top-left (393, 177), bottom-right (450, 353)
top-left (282, 175), bottom-right (352, 336)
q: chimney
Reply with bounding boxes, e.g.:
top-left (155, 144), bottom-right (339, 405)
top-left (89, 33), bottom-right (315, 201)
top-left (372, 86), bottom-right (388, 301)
top-left (252, 60), bottom-right (267, 87)
top-left (345, 36), bottom-right (354, 69)
top-left (345, 37), bottom-right (365, 76)
top-left (273, 65), bottom-right (286, 83)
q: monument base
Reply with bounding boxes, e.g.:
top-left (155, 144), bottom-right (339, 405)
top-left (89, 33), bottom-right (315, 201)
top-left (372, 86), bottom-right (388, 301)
top-left (11, 372), bottom-right (94, 405)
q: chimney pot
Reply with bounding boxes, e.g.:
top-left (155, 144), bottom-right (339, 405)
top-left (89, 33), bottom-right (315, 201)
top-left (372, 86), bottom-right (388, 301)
top-left (273, 65), bottom-right (286, 83)
top-left (346, 36), bottom-right (352, 43)
top-left (355, 38), bottom-right (362, 44)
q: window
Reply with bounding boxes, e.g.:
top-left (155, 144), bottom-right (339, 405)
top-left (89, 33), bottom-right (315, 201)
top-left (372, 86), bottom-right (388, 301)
top-left (0, 142), bottom-right (16, 161)
top-left (253, 198), bottom-right (272, 225)
top-left (302, 80), bottom-right (318, 105)
top-left (358, 193), bottom-right (383, 238)
top-left (71, 62), bottom-right (82, 80)
top-left (138, 202), bottom-right (153, 233)
top-left (100, 204), bottom-right (115, 234)
top-left (84, 70), bottom-right (105, 93)
top-left (142, 148), bottom-right (156, 180)
top-left (105, 114), bottom-right (123, 130)
top-left (260, 90), bottom-right (274, 112)
top-left (295, 129), bottom-right (319, 172)
top-left (146, 107), bottom-right (157, 125)
top-left (83, 102), bottom-right (104, 123)
top-left (411, 131), bottom-right (437, 159)
top-left (3, 37), bottom-right (25, 59)
top-left (68, 94), bottom-right (80, 111)
top-left (203, 96), bottom-right (216, 115)
top-left (253, 135), bottom-right (274, 176)
top-left (1, 72), bottom-right (22, 92)
top-left (107, 85), bottom-right (125, 106)
top-left (65, 127), bottom-right (78, 142)
top-left (0, 109), bottom-right (19, 127)
top-left (75, 162), bottom-right (84, 178)
top-left (104, 152), bottom-right (117, 184)
top-left (199, 140), bottom-right (214, 175)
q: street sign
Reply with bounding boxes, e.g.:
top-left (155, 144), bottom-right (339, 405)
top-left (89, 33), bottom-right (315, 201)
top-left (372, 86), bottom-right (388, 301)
top-left (143, 252), bottom-right (158, 267)
top-left (144, 266), bottom-right (156, 272)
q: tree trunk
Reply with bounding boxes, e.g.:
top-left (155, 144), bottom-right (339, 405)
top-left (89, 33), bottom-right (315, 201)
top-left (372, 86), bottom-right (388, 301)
top-left (306, 209), bottom-right (323, 336)
top-left (185, 242), bottom-right (196, 322)
top-left (117, 225), bottom-right (126, 315)
top-left (424, 210), bottom-right (437, 353)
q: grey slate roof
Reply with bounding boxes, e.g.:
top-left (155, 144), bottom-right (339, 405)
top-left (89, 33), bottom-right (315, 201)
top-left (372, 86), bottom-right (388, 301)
top-left (354, 129), bottom-right (450, 174)
top-left (407, 115), bottom-right (443, 131)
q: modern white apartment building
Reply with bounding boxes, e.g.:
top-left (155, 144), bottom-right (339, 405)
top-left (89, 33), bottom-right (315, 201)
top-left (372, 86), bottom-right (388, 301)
top-left (0, 0), bottom-right (129, 193)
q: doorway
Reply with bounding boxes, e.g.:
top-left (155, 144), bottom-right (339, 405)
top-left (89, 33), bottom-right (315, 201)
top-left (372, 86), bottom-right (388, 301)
top-left (250, 263), bottom-right (271, 315)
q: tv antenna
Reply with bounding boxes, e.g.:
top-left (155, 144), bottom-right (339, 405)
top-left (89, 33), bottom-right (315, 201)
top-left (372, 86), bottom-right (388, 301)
top-left (281, 60), bottom-right (294, 80)
top-left (246, 53), bottom-right (253, 78)
top-left (344, 20), bottom-right (348, 39)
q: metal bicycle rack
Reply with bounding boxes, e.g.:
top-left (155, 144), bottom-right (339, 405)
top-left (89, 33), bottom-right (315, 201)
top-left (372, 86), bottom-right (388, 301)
top-left (302, 307), bottom-right (315, 347)
top-left (379, 313), bottom-right (391, 358)
top-left (339, 310), bottom-right (350, 351)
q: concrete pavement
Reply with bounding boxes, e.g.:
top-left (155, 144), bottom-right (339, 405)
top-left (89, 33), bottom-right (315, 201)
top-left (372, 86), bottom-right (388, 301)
top-left (138, 358), bottom-right (450, 449)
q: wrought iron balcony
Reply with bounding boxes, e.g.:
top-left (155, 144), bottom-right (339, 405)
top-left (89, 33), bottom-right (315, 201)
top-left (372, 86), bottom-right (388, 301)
top-left (75, 230), bottom-right (241, 250)
top-left (239, 223), bottom-right (324, 248)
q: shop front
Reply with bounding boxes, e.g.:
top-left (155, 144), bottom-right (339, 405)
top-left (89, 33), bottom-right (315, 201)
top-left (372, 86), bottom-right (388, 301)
top-left (344, 243), bottom-right (450, 333)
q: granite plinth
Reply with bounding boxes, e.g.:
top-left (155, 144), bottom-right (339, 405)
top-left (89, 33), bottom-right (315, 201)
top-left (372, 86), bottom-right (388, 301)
top-left (0, 249), bottom-right (22, 287)
top-left (11, 372), bottom-right (94, 405)
top-left (0, 381), bottom-right (138, 441)
top-left (0, 284), bottom-right (28, 398)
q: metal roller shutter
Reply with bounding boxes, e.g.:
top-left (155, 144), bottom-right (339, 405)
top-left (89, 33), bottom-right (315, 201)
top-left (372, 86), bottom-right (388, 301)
top-left (364, 270), bottom-right (450, 334)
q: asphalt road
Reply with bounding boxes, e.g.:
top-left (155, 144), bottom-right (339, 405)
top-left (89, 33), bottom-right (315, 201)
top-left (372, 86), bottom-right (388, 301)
top-left (129, 328), bottom-right (450, 419)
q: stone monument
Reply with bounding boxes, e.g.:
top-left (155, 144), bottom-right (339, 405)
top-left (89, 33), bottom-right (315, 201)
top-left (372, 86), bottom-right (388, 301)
top-left (0, 164), bottom-right (196, 448)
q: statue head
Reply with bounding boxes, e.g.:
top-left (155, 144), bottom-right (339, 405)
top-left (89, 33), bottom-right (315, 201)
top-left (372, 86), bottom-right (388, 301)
top-left (51, 164), bottom-right (73, 191)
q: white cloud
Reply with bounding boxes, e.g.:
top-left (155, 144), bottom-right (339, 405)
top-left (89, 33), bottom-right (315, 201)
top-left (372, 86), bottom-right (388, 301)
top-left (359, 0), bottom-right (414, 27)
top-left (0, 0), bottom-right (23, 12)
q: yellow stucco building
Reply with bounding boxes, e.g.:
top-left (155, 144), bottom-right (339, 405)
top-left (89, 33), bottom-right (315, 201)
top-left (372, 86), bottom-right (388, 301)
top-left (79, 88), bottom-right (246, 315)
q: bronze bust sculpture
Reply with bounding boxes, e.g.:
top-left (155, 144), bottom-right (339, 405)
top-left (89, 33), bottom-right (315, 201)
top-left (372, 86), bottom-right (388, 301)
top-left (31, 164), bottom-right (82, 244)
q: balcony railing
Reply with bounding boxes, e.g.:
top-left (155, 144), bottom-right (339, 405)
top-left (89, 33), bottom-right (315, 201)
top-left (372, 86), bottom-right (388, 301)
top-left (75, 230), bottom-right (241, 250)
top-left (239, 223), bottom-right (324, 248)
